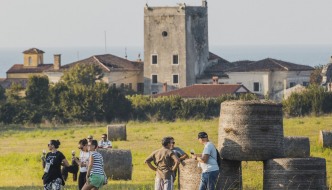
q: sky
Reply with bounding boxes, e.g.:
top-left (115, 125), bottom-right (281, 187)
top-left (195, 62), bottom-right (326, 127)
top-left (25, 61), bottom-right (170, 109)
top-left (1, 0), bottom-right (332, 49)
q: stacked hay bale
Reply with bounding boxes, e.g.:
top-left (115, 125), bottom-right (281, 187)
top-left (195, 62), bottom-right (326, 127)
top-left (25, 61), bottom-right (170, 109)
top-left (263, 158), bottom-right (327, 190)
top-left (283, 136), bottom-right (310, 158)
top-left (215, 159), bottom-right (242, 190)
top-left (97, 149), bottom-right (132, 180)
top-left (178, 159), bottom-right (202, 190)
top-left (107, 124), bottom-right (127, 141)
top-left (219, 101), bottom-right (284, 161)
top-left (216, 100), bottom-right (327, 190)
top-left (319, 130), bottom-right (332, 148)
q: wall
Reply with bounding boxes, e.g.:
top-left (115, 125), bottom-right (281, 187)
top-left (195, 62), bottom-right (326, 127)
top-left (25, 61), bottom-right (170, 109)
top-left (23, 54), bottom-right (43, 67)
top-left (143, 5), bottom-right (209, 94)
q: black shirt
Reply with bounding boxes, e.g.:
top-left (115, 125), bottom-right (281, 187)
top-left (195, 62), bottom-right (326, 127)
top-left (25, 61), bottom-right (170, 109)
top-left (42, 151), bottom-right (66, 185)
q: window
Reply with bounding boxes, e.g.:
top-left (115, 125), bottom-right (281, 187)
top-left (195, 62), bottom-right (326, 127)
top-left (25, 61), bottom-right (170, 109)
top-left (128, 83), bottom-right (132, 90)
top-left (173, 75), bottom-right (179, 84)
top-left (152, 55), bottom-right (158, 64)
top-left (162, 31), bottom-right (168, 37)
top-left (112, 83), bottom-right (116, 89)
top-left (289, 82), bottom-right (296, 88)
top-left (303, 82), bottom-right (309, 87)
top-left (173, 55), bottom-right (179, 64)
top-left (120, 83), bottom-right (124, 88)
top-left (253, 82), bottom-right (260, 92)
top-left (137, 83), bottom-right (144, 94)
top-left (152, 75), bottom-right (158, 84)
top-left (28, 57), bottom-right (32, 65)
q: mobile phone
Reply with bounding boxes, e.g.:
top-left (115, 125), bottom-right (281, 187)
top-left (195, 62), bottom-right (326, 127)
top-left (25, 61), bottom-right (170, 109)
top-left (190, 149), bottom-right (195, 155)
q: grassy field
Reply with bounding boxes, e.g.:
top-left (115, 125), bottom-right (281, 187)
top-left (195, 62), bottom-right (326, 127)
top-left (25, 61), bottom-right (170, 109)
top-left (0, 116), bottom-right (332, 189)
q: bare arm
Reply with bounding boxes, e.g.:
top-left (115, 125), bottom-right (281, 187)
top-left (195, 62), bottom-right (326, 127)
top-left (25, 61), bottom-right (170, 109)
top-left (192, 154), bottom-right (209, 163)
top-left (145, 161), bottom-right (157, 171)
top-left (86, 155), bottom-right (94, 184)
top-left (171, 154), bottom-right (180, 171)
top-left (179, 153), bottom-right (189, 161)
top-left (62, 159), bottom-right (70, 167)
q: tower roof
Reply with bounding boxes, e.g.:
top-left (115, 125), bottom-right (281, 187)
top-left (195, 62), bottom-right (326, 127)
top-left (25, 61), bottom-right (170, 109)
top-left (23, 48), bottom-right (45, 54)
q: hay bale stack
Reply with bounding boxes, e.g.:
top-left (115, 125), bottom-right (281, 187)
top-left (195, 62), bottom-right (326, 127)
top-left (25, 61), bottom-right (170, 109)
top-left (179, 159), bottom-right (202, 190)
top-left (216, 159), bottom-right (242, 190)
top-left (319, 130), bottom-right (332, 148)
top-left (284, 136), bottom-right (310, 158)
top-left (107, 124), bottom-right (127, 141)
top-left (97, 149), bottom-right (132, 180)
top-left (219, 100), bottom-right (284, 161)
top-left (263, 158), bottom-right (327, 190)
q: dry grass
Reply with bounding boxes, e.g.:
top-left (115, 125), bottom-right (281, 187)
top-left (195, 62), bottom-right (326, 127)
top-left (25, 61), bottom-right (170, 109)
top-left (0, 116), bottom-right (332, 189)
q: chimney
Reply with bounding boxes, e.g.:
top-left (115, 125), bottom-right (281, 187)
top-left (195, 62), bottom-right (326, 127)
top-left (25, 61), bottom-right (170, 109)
top-left (163, 82), bottom-right (168, 92)
top-left (54, 54), bottom-right (61, 70)
top-left (137, 53), bottom-right (142, 62)
top-left (212, 76), bottom-right (219, 84)
top-left (202, 0), bottom-right (207, 7)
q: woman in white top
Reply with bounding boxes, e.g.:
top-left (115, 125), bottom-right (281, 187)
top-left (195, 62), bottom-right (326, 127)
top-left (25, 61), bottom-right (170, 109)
top-left (73, 139), bottom-right (90, 190)
top-left (82, 140), bottom-right (106, 190)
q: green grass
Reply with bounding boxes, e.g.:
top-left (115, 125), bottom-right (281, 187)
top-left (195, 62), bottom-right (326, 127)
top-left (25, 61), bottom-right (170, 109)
top-left (0, 116), bottom-right (332, 189)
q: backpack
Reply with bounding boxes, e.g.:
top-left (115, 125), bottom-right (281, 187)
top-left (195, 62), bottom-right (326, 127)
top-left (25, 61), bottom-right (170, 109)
top-left (215, 148), bottom-right (222, 166)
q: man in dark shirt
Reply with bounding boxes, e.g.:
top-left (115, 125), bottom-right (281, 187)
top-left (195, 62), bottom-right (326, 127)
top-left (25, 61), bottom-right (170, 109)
top-left (145, 137), bottom-right (180, 190)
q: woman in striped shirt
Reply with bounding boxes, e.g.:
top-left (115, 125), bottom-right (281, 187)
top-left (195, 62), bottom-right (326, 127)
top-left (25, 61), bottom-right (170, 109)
top-left (82, 140), bottom-right (106, 190)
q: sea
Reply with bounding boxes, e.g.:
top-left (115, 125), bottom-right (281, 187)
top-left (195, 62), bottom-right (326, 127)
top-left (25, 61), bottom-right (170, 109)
top-left (1, 44), bottom-right (332, 78)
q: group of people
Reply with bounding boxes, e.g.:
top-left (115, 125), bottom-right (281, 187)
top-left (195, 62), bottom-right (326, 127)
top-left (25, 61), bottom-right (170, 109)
top-left (145, 132), bottom-right (220, 190)
top-left (41, 134), bottom-right (112, 190)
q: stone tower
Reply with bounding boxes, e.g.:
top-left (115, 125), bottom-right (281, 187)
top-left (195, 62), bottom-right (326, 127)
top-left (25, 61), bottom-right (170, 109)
top-left (144, 1), bottom-right (209, 94)
top-left (23, 48), bottom-right (44, 67)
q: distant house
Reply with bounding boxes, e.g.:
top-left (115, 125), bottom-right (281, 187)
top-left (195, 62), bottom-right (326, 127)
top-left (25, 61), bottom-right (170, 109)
top-left (44, 54), bottom-right (144, 93)
top-left (2, 48), bottom-right (57, 88)
top-left (152, 83), bottom-right (250, 99)
top-left (198, 58), bottom-right (314, 101)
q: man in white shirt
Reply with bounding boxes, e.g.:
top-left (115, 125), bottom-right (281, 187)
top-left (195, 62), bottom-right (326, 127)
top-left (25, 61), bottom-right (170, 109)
top-left (191, 132), bottom-right (219, 190)
top-left (98, 134), bottom-right (112, 148)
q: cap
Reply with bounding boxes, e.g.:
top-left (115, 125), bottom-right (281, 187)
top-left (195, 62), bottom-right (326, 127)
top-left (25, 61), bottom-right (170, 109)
top-left (87, 135), bottom-right (93, 139)
top-left (198, 132), bottom-right (208, 139)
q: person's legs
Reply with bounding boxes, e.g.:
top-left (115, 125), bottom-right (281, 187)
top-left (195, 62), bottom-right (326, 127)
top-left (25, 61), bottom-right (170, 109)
top-left (207, 170), bottom-right (219, 190)
top-left (155, 177), bottom-right (164, 190)
top-left (81, 184), bottom-right (94, 190)
top-left (163, 176), bottom-right (174, 190)
top-left (199, 172), bottom-right (208, 190)
top-left (78, 172), bottom-right (87, 190)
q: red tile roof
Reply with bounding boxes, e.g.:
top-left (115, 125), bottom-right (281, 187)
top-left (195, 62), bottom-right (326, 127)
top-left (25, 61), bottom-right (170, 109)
top-left (48, 54), bottom-right (143, 72)
top-left (153, 84), bottom-right (250, 98)
top-left (23, 48), bottom-right (45, 54)
top-left (6, 64), bottom-right (54, 74)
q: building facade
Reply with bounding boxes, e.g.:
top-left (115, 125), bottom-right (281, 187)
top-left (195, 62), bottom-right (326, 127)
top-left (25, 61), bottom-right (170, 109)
top-left (144, 1), bottom-right (209, 94)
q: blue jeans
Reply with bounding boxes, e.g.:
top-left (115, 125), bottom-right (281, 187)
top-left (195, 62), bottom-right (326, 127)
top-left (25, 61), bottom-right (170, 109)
top-left (199, 170), bottom-right (219, 190)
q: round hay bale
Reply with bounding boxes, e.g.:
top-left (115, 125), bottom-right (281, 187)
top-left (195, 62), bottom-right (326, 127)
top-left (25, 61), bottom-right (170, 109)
top-left (218, 100), bottom-right (284, 161)
top-left (179, 159), bottom-right (202, 190)
top-left (319, 130), bottom-right (332, 148)
top-left (284, 136), bottom-right (310, 158)
top-left (107, 124), bottom-right (127, 141)
top-left (97, 149), bottom-right (132, 180)
top-left (263, 157), bottom-right (327, 190)
top-left (216, 159), bottom-right (242, 190)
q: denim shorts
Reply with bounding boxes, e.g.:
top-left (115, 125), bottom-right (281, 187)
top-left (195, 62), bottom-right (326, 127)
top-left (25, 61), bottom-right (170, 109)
top-left (89, 173), bottom-right (104, 188)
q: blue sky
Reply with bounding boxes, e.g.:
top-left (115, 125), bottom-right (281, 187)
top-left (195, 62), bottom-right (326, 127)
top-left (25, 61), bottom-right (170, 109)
top-left (1, 0), bottom-right (332, 48)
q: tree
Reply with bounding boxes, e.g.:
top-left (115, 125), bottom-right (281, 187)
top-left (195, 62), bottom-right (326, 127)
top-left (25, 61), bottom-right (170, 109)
top-left (61, 64), bottom-right (104, 86)
top-left (310, 65), bottom-right (323, 85)
top-left (26, 75), bottom-right (50, 105)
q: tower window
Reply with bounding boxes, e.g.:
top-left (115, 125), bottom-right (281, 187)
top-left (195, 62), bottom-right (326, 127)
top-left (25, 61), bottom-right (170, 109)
top-left (173, 55), bottom-right (179, 64)
top-left (152, 75), bottom-right (158, 84)
top-left (28, 57), bottom-right (32, 65)
top-left (152, 55), bottom-right (158, 64)
top-left (253, 82), bottom-right (260, 92)
top-left (162, 31), bottom-right (168, 37)
top-left (173, 75), bottom-right (179, 84)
